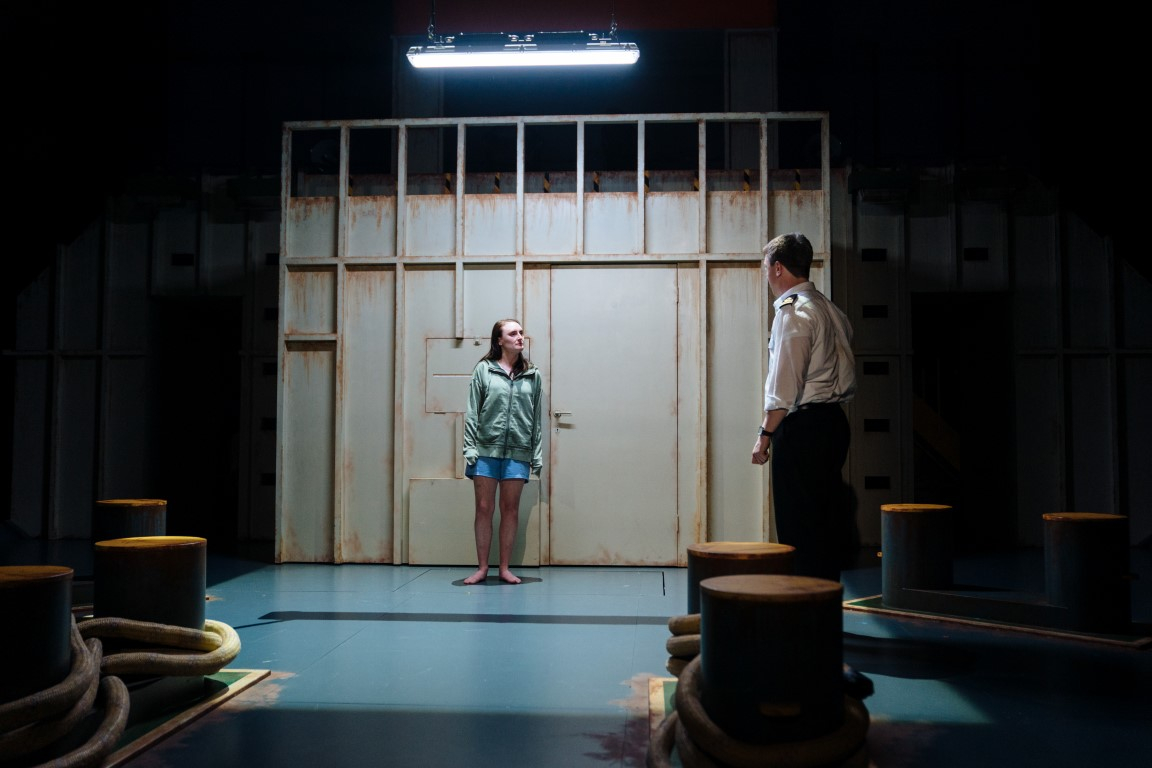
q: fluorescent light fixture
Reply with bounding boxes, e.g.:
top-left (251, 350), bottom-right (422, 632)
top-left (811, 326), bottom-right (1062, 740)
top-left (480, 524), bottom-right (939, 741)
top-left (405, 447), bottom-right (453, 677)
top-left (407, 22), bottom-right (640, 69)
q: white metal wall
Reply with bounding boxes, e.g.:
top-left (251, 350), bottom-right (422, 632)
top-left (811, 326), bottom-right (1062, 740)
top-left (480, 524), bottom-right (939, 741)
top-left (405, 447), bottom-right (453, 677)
top-left (275, 112), bottom-right (834, 564)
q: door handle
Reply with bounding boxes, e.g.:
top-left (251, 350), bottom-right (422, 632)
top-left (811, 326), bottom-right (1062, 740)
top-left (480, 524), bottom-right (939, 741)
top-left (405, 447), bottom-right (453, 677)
top-left (553, 411), bottom-right (572, 418)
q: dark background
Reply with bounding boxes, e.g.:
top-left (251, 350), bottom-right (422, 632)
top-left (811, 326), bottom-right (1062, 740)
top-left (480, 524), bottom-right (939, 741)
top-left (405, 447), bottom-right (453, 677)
top-left (2, 1), bottom-right (1134, 542)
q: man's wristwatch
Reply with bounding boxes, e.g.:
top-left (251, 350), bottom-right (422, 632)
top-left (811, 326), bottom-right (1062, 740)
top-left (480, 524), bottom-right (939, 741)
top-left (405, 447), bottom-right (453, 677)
top-left (758, 427), bottom-right (773, 438)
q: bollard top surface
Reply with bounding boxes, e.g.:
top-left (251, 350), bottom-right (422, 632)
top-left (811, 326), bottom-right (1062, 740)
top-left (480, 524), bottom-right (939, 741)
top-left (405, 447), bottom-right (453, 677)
top-left (687, 541), bottom-right (795, 559)
top-left (0, 565), bottom-right (74, 586)
top-left (96, 498), bottom-right (167, 507)
top-left (700, 574), bottom-right (842, 602)
top-left (881, 503), bottom-right (952, 513)
top-left (94, 535), bottom-right (206, 550)
top-left (1042, 512), bottom-right (1127, 522)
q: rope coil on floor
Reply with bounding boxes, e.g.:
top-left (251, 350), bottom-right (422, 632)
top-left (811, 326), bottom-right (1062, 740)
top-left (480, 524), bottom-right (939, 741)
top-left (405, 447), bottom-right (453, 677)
top-left (0, 615), bottom-right (240, 768)
top-left (648, 655), bottom-right (871, 768)
top-left (79, 618), bottom-right (240, 677)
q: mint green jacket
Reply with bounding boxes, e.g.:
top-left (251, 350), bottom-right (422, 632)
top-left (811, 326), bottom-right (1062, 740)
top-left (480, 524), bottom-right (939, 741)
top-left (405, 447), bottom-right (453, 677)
top-left (462, 360), bottom-right (544, 474)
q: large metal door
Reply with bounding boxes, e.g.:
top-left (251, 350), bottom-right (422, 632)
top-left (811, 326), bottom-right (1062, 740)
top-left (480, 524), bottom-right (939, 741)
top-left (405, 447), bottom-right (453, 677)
top-left (548, 265), bottom-right (680, 564)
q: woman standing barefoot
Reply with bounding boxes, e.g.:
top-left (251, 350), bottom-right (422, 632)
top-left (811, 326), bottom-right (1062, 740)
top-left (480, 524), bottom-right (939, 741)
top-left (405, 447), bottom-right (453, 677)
top-left (461, 319), bottom-right (544, 585)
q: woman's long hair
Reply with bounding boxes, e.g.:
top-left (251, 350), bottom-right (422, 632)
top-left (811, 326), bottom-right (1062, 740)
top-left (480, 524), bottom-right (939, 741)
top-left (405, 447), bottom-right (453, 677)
top-left (482, 318), bottom-right (532, 375)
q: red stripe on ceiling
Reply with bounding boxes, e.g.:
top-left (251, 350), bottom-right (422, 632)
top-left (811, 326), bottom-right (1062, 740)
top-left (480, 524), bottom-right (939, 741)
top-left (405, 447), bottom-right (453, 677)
top-left (393, 0), bottom-right (775, 35)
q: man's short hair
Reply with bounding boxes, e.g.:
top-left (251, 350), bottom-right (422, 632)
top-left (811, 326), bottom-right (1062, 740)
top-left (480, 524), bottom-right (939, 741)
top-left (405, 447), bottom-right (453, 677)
top-left (764, 233), bottom-right (813, 279)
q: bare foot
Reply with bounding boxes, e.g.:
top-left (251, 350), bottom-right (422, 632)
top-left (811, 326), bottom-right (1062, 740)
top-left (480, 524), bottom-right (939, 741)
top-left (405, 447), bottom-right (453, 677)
top-left (463, 568), bottom-right (489, 585)
top-left (499, 569), bottom-right (521, 585)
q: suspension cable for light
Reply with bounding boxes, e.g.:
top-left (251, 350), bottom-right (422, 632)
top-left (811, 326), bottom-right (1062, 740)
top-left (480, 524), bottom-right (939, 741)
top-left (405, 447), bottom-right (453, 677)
top-left (406, 1), bottom-right (639, 69)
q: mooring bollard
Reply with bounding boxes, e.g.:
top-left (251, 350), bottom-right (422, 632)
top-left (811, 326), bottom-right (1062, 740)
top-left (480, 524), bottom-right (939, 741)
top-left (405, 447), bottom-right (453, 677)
top-left (93, 498), bottom-right (167, 542)
top-left (880, 503), bottom-right (953, 608)
top-left (1043, 512), bottom-right (1130, 633)
top-left (0, 565), bottom-right (74, 703)
top-left (93, 536), bottom-right (207, 630)
top-left (686, 541), bottom-right (795, 614)
top-left (699, 573), bottom-right (845, 743)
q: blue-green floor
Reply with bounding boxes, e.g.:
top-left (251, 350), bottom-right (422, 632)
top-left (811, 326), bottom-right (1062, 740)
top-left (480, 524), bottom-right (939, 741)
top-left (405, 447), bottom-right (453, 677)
top-left (5, 539), bottom-right (1151, 767)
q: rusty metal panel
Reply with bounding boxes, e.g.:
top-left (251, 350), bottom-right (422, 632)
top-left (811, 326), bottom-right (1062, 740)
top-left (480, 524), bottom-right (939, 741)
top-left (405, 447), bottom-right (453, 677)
top-left (59, 224), bottom-right (101, 351)
top-left (1012, 212), bottom-right (1060, 350)
top-left (524, 193), bottom-right (577, 255)
top-left (676, 263), bottom-right (704, 562)
top-left (11, 359), bottom-right (49, 536)
top-left (852, 355), bottom-right (904, 547)
top-left (549, 265), bottom-right (679, 565)
top-left (285, 197), bottom-right (338, 259)
top-left (908, 208), bottom-right (955, 292)
top-left (102, 358), bottom-right (150, 498)
top-left (522, 264), bottom-right (552, 561)
top-left (341, 268), bottom-right (397, 562)
top-left (853, 201), bottom-right (904, 353)
top-left (151, 204), bottom-right (200, 296)
top-left (426, 337), bottom-right (484, 414)
top-left (408, 478), bottom-right (540, 566)
top-left (706, 191), bottom-right (761, 254)
top-left (958, 201), bottom-right (1008, 292)
top-left (404, 195), bottom-right (456, 257)
top-left (584, 193), bottom-right (640, 255)
top-left (283, 268), bottom-right (336, 335)
top-left (769, 190), bottom-right (826, 254)
top-left (347, 196), bottom-right (397, 258)
top-left (1014, 356), bottom-right (1063, 546)
top-left (645, 193), bottom-right (698, 254)
top-left (463, 266), bottom-right (517, 333)
top-left (463, 194), bottom-right (516, 256)
top-left (400, 267), bottom-right (457, 482)
top-left (278, 343), bottom-right (336, 562)
top-left (55, 358), bottom-right (98, 538)
top-left (105, 219), bottom-right (150, 352)
top-left (706, 263), bottom-right (767, 543)
top-left (1067, 356), bottom-right (1114, 515)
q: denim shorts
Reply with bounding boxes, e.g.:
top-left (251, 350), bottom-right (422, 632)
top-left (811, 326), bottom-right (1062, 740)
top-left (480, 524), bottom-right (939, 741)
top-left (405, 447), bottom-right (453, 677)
top-left (466, 456), bottom-right (531, 481)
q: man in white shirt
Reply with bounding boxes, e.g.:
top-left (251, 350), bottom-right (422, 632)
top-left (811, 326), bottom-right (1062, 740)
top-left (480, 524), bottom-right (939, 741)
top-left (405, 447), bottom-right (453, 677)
top-left (752, 232), bottom-right (858, 581)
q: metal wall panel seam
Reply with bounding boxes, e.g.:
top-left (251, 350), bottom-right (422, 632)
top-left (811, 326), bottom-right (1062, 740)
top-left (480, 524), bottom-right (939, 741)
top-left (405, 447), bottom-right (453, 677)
top-left (394, 132), bottom-right (411, 562)
top-left (516, 120), bottom-right (525, 257)
top-left (274, 125), bottom-right (292, 563)
top-left (454, 125), bottom-right (465, 338)
top-left (329, 127), bottom-right (352, 562)
top-left (697, 120), bottom-right (707, 254)
top-left (576, 120), bottom-right (585, 256)
top-left (759, 118), bottom-right (769, 250)
top-left (396, 125), bottom-right (409, 261)
top-left (695, 258), bottom-right (708, 558)
top-left (392, 261), bottom-right (407, 564)
top-left (637, 119), bottom-right (646, 255)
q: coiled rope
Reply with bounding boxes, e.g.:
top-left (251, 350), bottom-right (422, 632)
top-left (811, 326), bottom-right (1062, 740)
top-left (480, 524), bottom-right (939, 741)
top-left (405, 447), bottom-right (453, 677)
top-left (648, 656), bottom-right (870, 768)
top-left (653, 613), bottom-right (872, 768)
top-left (0, 615), bottom-right (239, 768)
